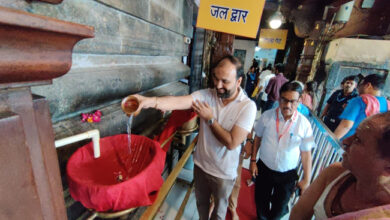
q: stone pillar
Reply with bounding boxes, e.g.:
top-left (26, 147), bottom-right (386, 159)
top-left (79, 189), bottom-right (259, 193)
top-left (0, 6), bottom-right (93, 219)
top-left (207, 32), bottom-right (235, 88)
top-left (284, 37), bottom-right (304, 80)
top-left (211, 32), bottom-right (235, 67)
top-left (296, 38), bottom-right (318, 82)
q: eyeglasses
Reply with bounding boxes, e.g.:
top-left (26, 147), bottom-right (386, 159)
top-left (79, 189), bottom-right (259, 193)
top-left (280, 97), bottom-right (299, 105)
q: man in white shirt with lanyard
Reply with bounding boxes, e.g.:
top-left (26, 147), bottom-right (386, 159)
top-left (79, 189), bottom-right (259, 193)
top-left (133, 55), bottom-right (257, 220)
top-left (250, 81), bottom-right (315, 220)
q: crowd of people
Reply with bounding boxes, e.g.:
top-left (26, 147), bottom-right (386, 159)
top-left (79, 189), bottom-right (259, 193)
top-left (132, 55), bottom-right (389, 220)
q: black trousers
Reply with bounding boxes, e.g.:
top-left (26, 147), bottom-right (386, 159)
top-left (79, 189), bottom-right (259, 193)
top-left (255, 160), bottom-right (298, 220)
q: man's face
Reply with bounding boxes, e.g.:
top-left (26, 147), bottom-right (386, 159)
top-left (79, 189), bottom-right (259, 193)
top-left (212, 61), bottom-right (241, 99)
top-left (343, 80), bottom-right (356, 94)
top-left (279, 91), bottom-right (300, 118)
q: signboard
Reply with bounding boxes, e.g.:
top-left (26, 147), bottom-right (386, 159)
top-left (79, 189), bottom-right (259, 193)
top-left (258, 29), bottom-right (288, 50)
top-left (196, 0), bottom-right (266, 38)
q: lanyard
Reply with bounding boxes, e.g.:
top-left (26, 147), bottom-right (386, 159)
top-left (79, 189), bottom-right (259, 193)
top-left (276, 108), bottom-right (297, 141)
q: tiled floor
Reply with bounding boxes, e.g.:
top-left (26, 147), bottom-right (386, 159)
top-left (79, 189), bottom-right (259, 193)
top-left (153, 168), bottom-right (290, 220)
top-left (154, 168), bottom-right (198, 220)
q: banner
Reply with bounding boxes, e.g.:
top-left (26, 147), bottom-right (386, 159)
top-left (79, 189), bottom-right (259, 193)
top-left (258, 29), bottom-right (288, 50)
top-left (196, 0), bottom-right (265, 38)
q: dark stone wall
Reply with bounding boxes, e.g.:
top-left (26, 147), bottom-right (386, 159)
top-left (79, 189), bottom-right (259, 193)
top-left (189, 28), bottom-right (205, 93)
top-left (1, 0), bottom-right (196, 218)
top-left (96, 0), bottom-right (194, 38)
top-left (32, 55), bottom-right (189, 122)
top-left (319, 61), bottom-right (390, 112)
top-left (2, 0), bottom-right (194, 130)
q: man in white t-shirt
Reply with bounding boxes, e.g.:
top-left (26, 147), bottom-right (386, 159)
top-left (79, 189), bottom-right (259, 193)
top-left (134, 56), bottom-right (257, 220)
top-left (252, 65), bottom-right (275, 112)
top-left (250, 81), bottom-right (315, 220)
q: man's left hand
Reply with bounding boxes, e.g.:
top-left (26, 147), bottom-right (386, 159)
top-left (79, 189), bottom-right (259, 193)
top-left (192, 100), bottom-right (214, 121)
top-left (297, 179), bottom-right (310, 194)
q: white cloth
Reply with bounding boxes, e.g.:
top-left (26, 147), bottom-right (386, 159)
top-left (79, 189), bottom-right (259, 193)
top-left (254, 108), bottom-right (315, 172)
top-left (313, 170), bottom-right (351, 220)
top-left (191, 88), bottom-right (257, 180)
top-left (257, 70), bottom-right (275, 101)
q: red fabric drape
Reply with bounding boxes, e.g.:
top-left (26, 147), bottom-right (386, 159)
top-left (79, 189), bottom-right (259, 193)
top-left (154, 110), bottom-right (197, 152)
top-left (67, 110), bottom-right (196, 212)
top-left (67, 134), bottom-right (165, 211)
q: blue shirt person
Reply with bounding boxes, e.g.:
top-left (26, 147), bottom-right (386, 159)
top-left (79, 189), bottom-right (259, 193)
top-left (339, 96), bottom-right (389, 139)
top-left (334, 74), bottom-right (389, 140)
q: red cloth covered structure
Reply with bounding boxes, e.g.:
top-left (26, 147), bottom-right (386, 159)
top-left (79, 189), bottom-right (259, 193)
top-left (154, 110), bottom-right (197, 152)
top-left (67, 134), bottom-right (165, 212)
top-left (66, 110), bottom-right (197, 212)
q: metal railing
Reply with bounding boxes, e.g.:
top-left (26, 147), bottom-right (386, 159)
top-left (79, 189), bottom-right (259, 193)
top-left (291, 110), bottom-right (343, 204)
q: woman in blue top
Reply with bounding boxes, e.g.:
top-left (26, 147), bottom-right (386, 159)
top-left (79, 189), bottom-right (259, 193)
top-left (245, 66), bottom-right (257, 99)
top-left (334, 74), bottom-right (389, 140)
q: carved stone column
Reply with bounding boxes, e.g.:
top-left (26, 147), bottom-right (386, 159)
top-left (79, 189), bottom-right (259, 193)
top-left (211, 32), bottom-right (235, 67)
top-left (208, 32), bottom-right (235, 88)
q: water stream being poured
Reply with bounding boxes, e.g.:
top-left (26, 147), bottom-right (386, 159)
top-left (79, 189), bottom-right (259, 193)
top-left (118, 115), bottom-right (134, 180)
top-left (127, 115), bottom-right (133, 154)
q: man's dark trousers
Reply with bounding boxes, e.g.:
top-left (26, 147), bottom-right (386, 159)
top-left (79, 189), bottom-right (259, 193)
top-left (255, 160), bottom-right (298, 220)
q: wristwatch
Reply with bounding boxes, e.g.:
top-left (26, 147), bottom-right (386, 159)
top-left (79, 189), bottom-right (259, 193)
top-left (207, 118), bottom-right (215, 125)
top-left (246, 138), bottom-right (254, 144)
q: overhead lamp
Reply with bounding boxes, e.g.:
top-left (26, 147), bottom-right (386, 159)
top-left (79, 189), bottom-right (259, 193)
top-left (269, 0), bottom-right (285, 29)
top-left (269, 10), bottom-right (284, 29)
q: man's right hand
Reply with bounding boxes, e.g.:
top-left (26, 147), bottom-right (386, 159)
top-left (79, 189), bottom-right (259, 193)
top-left (250, 161), bottom-right (258, 178)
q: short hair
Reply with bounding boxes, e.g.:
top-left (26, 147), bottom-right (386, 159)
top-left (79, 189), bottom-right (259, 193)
top-left (305, 81), bottom-right (317, 93)
top-left (252, 59), bottom-right (259, 68)
top-left (375, 112), bottom-right (390, 158)
top-left (357, 74), bottom-right (365, 84)
top-left (212, 55), bottom-right (242, 79)
top-left (361, 73), bottom-right (386, 90)
top-left (342, 75), bottom-right (359, 84)
top-left (279, 81), bottom-right (303, 96)
top-left (274, 63), bottom-right (285, 73)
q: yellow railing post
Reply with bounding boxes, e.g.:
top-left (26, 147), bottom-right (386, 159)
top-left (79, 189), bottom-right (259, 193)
top-left (140, 135), bottom-right (198, 220)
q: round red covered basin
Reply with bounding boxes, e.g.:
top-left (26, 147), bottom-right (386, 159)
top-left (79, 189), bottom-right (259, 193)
top-left (66, 134), bottom-right (165, 212)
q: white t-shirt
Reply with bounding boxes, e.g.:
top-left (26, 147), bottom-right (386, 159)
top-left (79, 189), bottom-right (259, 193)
top-left (258, 70), bottom-right (275, 101)
top-left (254, 108), bottom-right (315, 172)
top-left (191, 88), bottom-right (257, 179)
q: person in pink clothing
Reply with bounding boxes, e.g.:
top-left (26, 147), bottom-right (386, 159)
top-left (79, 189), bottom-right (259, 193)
top-left (290, 112), bottom-right (390, 220)
top-left (264, 63), bottom-right (288, 111)
top-left (301, 81), bottom-right (317, 111)
top-left (334, 74), bottom-right (389, 140)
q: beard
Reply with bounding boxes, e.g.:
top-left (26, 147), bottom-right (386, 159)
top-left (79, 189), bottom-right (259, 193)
top-left (344, 86), bottom-right (352, 94)
top-left (216, 88), bottom-right (233, 99)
